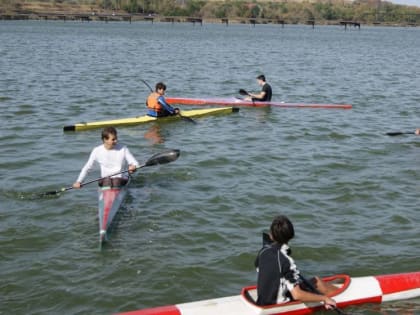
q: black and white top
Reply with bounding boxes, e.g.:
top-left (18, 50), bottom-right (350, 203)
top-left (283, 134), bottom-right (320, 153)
top-left (255, 243), bottom-right (301, 306)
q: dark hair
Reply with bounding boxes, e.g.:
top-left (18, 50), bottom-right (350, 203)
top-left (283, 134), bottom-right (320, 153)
top-left (101, 126), bottom-right (117, 140)
top-left (257, 74), bottom-right (266, 82)
top-left (270, 215), bottom-right (294, 245)
top-left (155, 82), bottom-right (166, 91)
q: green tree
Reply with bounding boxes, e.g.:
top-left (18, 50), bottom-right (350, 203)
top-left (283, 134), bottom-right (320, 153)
top-left (250, 4), bottom-right (260, 18)
top-left (125, 0), bottom-right (139, 13)
top-left (102, 0), bottom-right (112, 9)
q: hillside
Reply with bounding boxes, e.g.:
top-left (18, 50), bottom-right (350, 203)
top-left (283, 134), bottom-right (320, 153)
top-left (1, 0), bottom-right (419, 25)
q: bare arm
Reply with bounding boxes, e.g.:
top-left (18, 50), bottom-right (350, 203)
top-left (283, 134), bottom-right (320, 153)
top-left (248, 90), bottom-right (266, 100)
top-left (290, 285), bottom-right (336, 310)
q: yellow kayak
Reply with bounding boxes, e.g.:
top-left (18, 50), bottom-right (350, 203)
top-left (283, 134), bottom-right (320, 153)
top-left (63, 107), bottom-right (239, 132)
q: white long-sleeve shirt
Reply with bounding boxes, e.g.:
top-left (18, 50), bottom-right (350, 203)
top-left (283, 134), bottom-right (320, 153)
top-left (76, 143), bottom-right (139, 183)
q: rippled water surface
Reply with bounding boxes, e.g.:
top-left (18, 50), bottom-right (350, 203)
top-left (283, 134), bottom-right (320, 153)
top-left (1, 21), bottom-right (419, 315)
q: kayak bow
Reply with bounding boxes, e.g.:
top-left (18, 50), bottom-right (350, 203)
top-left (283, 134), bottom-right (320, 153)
top-left (166, 97), bottom-right (352, 110)
top-left (116, 271), bottom-right (420, 315)
top-left (63, 107), bottom-right (239, 132)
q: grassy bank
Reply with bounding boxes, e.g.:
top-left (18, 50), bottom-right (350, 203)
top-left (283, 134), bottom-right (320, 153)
top-left (1, 0), bottom-right (419, 25)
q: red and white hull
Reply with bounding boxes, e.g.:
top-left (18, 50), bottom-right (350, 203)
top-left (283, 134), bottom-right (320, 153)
top-left (116, 272), bottom-right (420, 315)
top-left (166, 97), bottom-right (352, 110)
top-left (98, 179), bottom-right (130, 245)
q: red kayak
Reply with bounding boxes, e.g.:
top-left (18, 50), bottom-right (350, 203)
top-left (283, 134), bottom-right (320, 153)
top-left (116, 271), bottom-right (420, 315)
top-left (166, 97), bottom-right (352, 110)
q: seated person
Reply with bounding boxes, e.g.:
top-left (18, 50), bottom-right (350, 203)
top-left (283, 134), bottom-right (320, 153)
top-left (255, 215), bottom-right (337, 310)
top-left (146, 82), bottom-right (179, 117)
top-left (245, 74), bottom-right (272, 102)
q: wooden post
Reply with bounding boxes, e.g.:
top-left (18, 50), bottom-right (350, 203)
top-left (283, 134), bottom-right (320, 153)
top-left (144, 16), bottom-right (154, 23)
top-left (307, 19), bottom-right (315, 29)
top-left (340, 21), bottom-right (361, 30)
top-left (187, 17), bottom-right (203, 26)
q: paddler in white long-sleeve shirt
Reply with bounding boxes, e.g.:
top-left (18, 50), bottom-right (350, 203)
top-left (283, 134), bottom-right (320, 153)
top-left (72, 126), bottom-right (139, 189)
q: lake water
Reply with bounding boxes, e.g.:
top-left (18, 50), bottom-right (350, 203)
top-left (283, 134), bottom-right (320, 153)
top-left (0, 20), bottom-right (419, 315)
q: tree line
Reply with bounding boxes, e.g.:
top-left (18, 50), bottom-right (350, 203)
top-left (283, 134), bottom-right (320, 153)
top-left (94, 0), bottom-right (420, 24)
top-left (2, 0), bottom-right (420, 25)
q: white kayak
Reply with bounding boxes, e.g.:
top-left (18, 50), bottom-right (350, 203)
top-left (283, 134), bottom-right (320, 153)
top-left (116, 271), bottom-right (420, 315)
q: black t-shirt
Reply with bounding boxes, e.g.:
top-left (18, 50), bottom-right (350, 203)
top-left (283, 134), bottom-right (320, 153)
top-left (261, 83), bottom-right (272, 101)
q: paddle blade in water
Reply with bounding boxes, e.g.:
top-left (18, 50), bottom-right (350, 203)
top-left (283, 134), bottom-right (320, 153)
top-left (239, 89), bottom-right (250, 96)
top-left (179, 114), bottom-right (197, 124)
top-left (43, 190), bottom-right (60, 196)
top-left (144, 149), bottom-right (180, 166)
top-left (386, 131), bottom-right (414, 136)
top-left (39, 187), bottom-right (70, 197)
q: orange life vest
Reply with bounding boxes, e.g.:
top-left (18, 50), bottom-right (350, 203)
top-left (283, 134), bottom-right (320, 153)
top-left (147, 92), bottom-right (163, 112)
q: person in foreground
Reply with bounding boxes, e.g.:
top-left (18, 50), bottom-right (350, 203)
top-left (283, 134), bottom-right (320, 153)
top-left (255, 215), bottom-right (337, 309)
top-left (415, 128), bottom-right (420, 135)
top-left (72, 127), bottom-right (139, 189)
top-left (245, 74), bottom-right (272, 102)
top-left (146, 82), bottom-right (179, 117)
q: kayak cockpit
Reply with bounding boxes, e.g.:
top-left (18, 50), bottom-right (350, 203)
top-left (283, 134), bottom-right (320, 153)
top-left (240, 274), bottom-right (351, 314)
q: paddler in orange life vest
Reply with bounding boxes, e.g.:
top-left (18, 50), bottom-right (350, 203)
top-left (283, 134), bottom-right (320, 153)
top-left (146, 82), bottom-right (179, 117)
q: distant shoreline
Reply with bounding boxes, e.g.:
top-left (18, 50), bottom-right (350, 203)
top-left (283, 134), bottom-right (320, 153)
top-left (1, 0), bottom-right (420, 27)
top-left (1, 13), bottom-right (418, 28)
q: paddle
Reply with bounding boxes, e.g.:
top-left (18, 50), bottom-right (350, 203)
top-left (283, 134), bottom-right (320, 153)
top-left (238, 88), bottom-right (257, 106)
top-left (40, 149), bottom-right (180, 197)
top-left (386, 131), bottom-right (415, 136)
top-left (140, 79), bottom-right (196, 124)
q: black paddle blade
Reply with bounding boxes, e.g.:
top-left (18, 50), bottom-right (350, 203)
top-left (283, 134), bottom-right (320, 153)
top-left (239, 89), bottom-right (250, 96)
top-left (39, 187), bottom-right (69, 197)
top-left (332, 306), bottom-right (349, 315)
top-left (386, 131), bottom-right (414, 136)
top-left (179, 114), bottom-right (197, 124)
top-left (145, 149), bottom-right (180, 166)
top-left (43, 190), bottom-right (60, 196)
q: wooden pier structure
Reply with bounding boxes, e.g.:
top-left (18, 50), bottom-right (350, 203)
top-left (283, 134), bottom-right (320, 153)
top-left (0, 12), bottom-right (363, 29)
top-left (0, 12), bottom-right (134, 23)
top-left (340, 21), bottom-right (361, 29)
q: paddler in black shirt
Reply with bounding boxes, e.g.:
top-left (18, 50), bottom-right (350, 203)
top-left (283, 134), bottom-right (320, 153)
top-left (245, 74), bottom-right (272, 102)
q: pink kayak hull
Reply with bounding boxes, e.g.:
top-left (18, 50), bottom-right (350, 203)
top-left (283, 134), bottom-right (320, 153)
top-left (166, 97), bottom-right (352, 110)
top-left (98, 179), bottom-right (130, 245)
